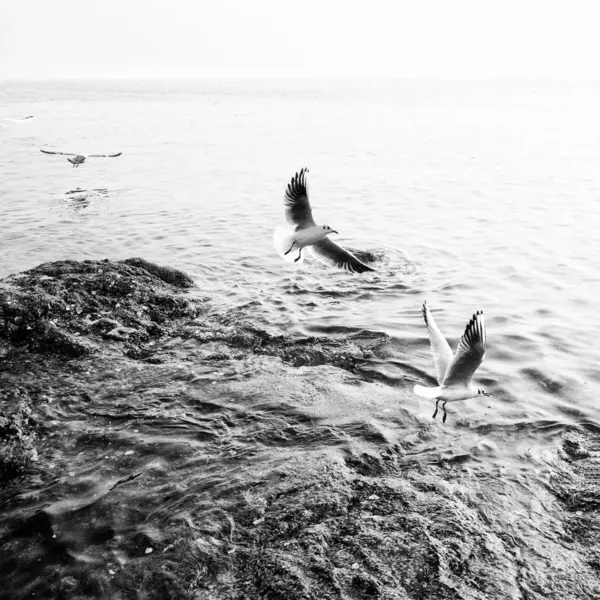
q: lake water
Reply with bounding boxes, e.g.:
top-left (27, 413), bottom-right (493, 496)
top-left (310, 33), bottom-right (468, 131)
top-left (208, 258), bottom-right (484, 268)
top-left (2, 78), bottom-right (600, 465)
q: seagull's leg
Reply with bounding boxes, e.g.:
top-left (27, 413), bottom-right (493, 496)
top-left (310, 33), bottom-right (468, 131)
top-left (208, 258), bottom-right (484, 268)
top-left (284, 241), bottom-right (296, 256)
top-left (442, 402), bottom-right (448, 423)
top-left (294, 248), bottom-right (302, 263)
top-left (432, 399), bottom-right (440, 420)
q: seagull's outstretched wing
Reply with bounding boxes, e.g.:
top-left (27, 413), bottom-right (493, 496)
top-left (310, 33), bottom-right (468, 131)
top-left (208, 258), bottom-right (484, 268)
top-left (442, 311), bottom-right (486, 387)
top-left (87, 152), bottom-right (122, 158)
top-left (309, 238), bottom-right (375, 274)
top-left (422, 301), bottom-right (454, 384)
top-left (284, 168), bottom-right (316, 230)
top-left (40, 149), bottom-right (77, 156)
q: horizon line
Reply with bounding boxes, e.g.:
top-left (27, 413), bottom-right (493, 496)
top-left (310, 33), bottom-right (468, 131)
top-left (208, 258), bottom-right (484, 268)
top-left (3, 73), bottom-right (600, 84)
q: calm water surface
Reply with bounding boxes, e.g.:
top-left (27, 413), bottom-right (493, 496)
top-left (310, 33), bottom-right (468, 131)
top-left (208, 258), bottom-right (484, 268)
top-left (2, 78), bottom-right (600, 472)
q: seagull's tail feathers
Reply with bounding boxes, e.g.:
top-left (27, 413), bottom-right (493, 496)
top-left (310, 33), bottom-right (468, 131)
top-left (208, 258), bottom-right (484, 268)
top-left (413, 384), bottom-right (443, 399)
top-left (273, 225), bottom-right (304, 264)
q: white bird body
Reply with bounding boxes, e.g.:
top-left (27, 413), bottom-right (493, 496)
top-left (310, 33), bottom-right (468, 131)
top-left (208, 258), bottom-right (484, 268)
top-left (273, 168), bottom-right (375, 274)
top-left (293, 225), bottom-right (330, 247)
top-left (414, 383), bottom-right (480, 402)
top-left (415, 301), bottom-right (490, 422)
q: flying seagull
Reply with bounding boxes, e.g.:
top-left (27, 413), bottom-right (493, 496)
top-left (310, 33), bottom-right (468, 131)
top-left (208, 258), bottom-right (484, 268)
top-left (273, 168), bottom-right (375, 274)
top-left (1, 116), bottom-right (33, 127)
top-left (40, 149), bottom-right (122, 168)
top-left (2, 115), bottom-right (33, 122)
top-left (414, 301), bottom-right (490, 423)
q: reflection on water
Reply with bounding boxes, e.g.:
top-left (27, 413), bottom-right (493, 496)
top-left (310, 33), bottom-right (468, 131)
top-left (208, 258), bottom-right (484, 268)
top-left (57, 188), bottom-right (111, 220)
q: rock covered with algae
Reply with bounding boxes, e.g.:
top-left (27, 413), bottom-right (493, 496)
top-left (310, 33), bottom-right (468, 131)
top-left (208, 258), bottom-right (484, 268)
top-left (0, 258), bottom-right (201, 359)
top-left (0, 258), bottom-right (598, 600)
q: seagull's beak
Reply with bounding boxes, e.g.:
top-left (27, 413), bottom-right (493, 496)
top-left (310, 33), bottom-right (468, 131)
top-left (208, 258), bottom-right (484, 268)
top-left (483, 391), bottom-right (492, 397)
top-left (331, 230), bottom-right (339, 235)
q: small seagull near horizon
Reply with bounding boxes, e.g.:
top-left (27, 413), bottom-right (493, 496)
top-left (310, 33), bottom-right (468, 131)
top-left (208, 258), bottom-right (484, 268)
top-left (414, 301), bottom-right (490, 423)
top-left (40, 149), bottom-right (123, 168)
top-left (0, 115), bottom-right (33, 126)
top-left (273, 168), bottom-right (375, 274)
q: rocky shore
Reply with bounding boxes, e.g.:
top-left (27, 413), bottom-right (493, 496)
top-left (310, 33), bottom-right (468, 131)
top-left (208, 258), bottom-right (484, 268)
top-left (1, 259), bottom-right (599, 599)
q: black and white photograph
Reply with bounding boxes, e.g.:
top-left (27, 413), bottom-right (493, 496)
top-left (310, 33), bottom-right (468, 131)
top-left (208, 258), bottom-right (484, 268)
top-left (1, 1), bottom-right (599, 598)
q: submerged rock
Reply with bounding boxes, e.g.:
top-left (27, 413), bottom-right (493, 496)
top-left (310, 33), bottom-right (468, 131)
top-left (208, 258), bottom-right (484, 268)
top-left (0, 258), bottom-right (598, 600)
top-left (0, 258), bottom-right (377, 373)
top-left (0, 388), bottom-right (38, 481)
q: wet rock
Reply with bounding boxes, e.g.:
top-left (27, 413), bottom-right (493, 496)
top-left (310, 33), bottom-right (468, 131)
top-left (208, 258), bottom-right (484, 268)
top-left (1, 258), bottom-right (380, 376)
top-left (123, 257), bottom-right (195, 288)
top-left (0, 258), bottom-right (598, 600)
top-left (189, 315), bottom-right (375, 373)
top-left (0, 388), bottom-right (38, 480)
top-left (0, 259), bottom-right (202, 359)
top-left (554, 432), bottom-right (600, 575)
top-left (223, 443), bottom-right (599, 600)
top-left (350, 248), bottom-right (385, 265)
top-left (560, 431), bottom-right (592, 461)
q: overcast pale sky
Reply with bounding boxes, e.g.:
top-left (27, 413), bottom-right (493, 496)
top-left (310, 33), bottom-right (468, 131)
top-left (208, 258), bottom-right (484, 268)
top-left (2, 0), bottom-right (600, 80)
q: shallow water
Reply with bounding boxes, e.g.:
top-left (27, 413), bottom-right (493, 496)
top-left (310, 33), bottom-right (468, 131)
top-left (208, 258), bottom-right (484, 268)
top-left (2, 79), bottom-right (600, 484)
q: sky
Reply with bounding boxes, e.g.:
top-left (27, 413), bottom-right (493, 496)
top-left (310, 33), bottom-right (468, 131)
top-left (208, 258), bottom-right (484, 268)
top-left (2, 0), bottom-right (600, 80)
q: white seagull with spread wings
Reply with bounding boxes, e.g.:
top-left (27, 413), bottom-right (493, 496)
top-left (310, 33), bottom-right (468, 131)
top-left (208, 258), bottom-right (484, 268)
top-left (414, 301), bottom-right (490, 423)
top-left (40, 149), bottom-right (122, 168)
top-left (273, 168), bottom-right (375, 274)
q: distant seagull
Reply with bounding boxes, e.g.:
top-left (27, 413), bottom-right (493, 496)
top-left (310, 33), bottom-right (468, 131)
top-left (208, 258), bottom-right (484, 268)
top-left (414, 301), bottom-right (490, 423)
top-left (0, 115), bottom-right (33, 126)
top-left (40, 149), bottom-right (122, 168)
top-left (273, 168), bottom-right (375, 274)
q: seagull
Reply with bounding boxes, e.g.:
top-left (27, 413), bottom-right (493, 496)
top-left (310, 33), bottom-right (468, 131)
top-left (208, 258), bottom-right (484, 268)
top-left (40, 149), bottom-right (122, 168)
top-left (414, 301), bottom-right (490, 423)
top-left (1, 115), bottom-right (33, 123)
top-left (1, 116), bottom-right (33, 127)
top-left (273, 168), bottom-right (375, 274)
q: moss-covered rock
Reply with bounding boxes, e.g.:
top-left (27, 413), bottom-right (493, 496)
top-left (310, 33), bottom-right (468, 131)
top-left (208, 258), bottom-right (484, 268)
top-left (0, 259), bottom-right (203, 359)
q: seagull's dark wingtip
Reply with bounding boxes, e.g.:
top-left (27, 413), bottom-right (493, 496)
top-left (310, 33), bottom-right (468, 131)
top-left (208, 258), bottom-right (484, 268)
top-left (353, 262), bottom-right (376, 274)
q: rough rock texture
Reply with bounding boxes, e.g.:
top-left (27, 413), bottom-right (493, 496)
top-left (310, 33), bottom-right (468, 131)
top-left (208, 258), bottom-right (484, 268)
top-left (0, 259), bottom-right (377, 485)
top-left (0, 259), bottom-right (374, 368)
top-left (0, 259), bottom-right (598, 600)
top-left (230, 439), bottom-right (600, 600)
top-left (554, 431), bottom-right (600, 573)
top-left (0, 388), bottom-right (38, 481)
top-left (122, 257), bottom-right (196, 288)
top-left (0, 259), bottom-right (202, 359)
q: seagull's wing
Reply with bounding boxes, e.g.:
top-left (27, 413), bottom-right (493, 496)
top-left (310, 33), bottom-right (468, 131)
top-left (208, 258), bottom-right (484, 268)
top-left (422, 301), bottom-right (454, 385)
top-left (40, 149), bottom-right (77, 156)
top-left (442, 310), bottom-right (486, 387)
top-left (87, 152), bottom-right (122, 158)
top-left (284, 168), bottom-right (316, 230)
top-left (308, 238), bottom-right (375, 274)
